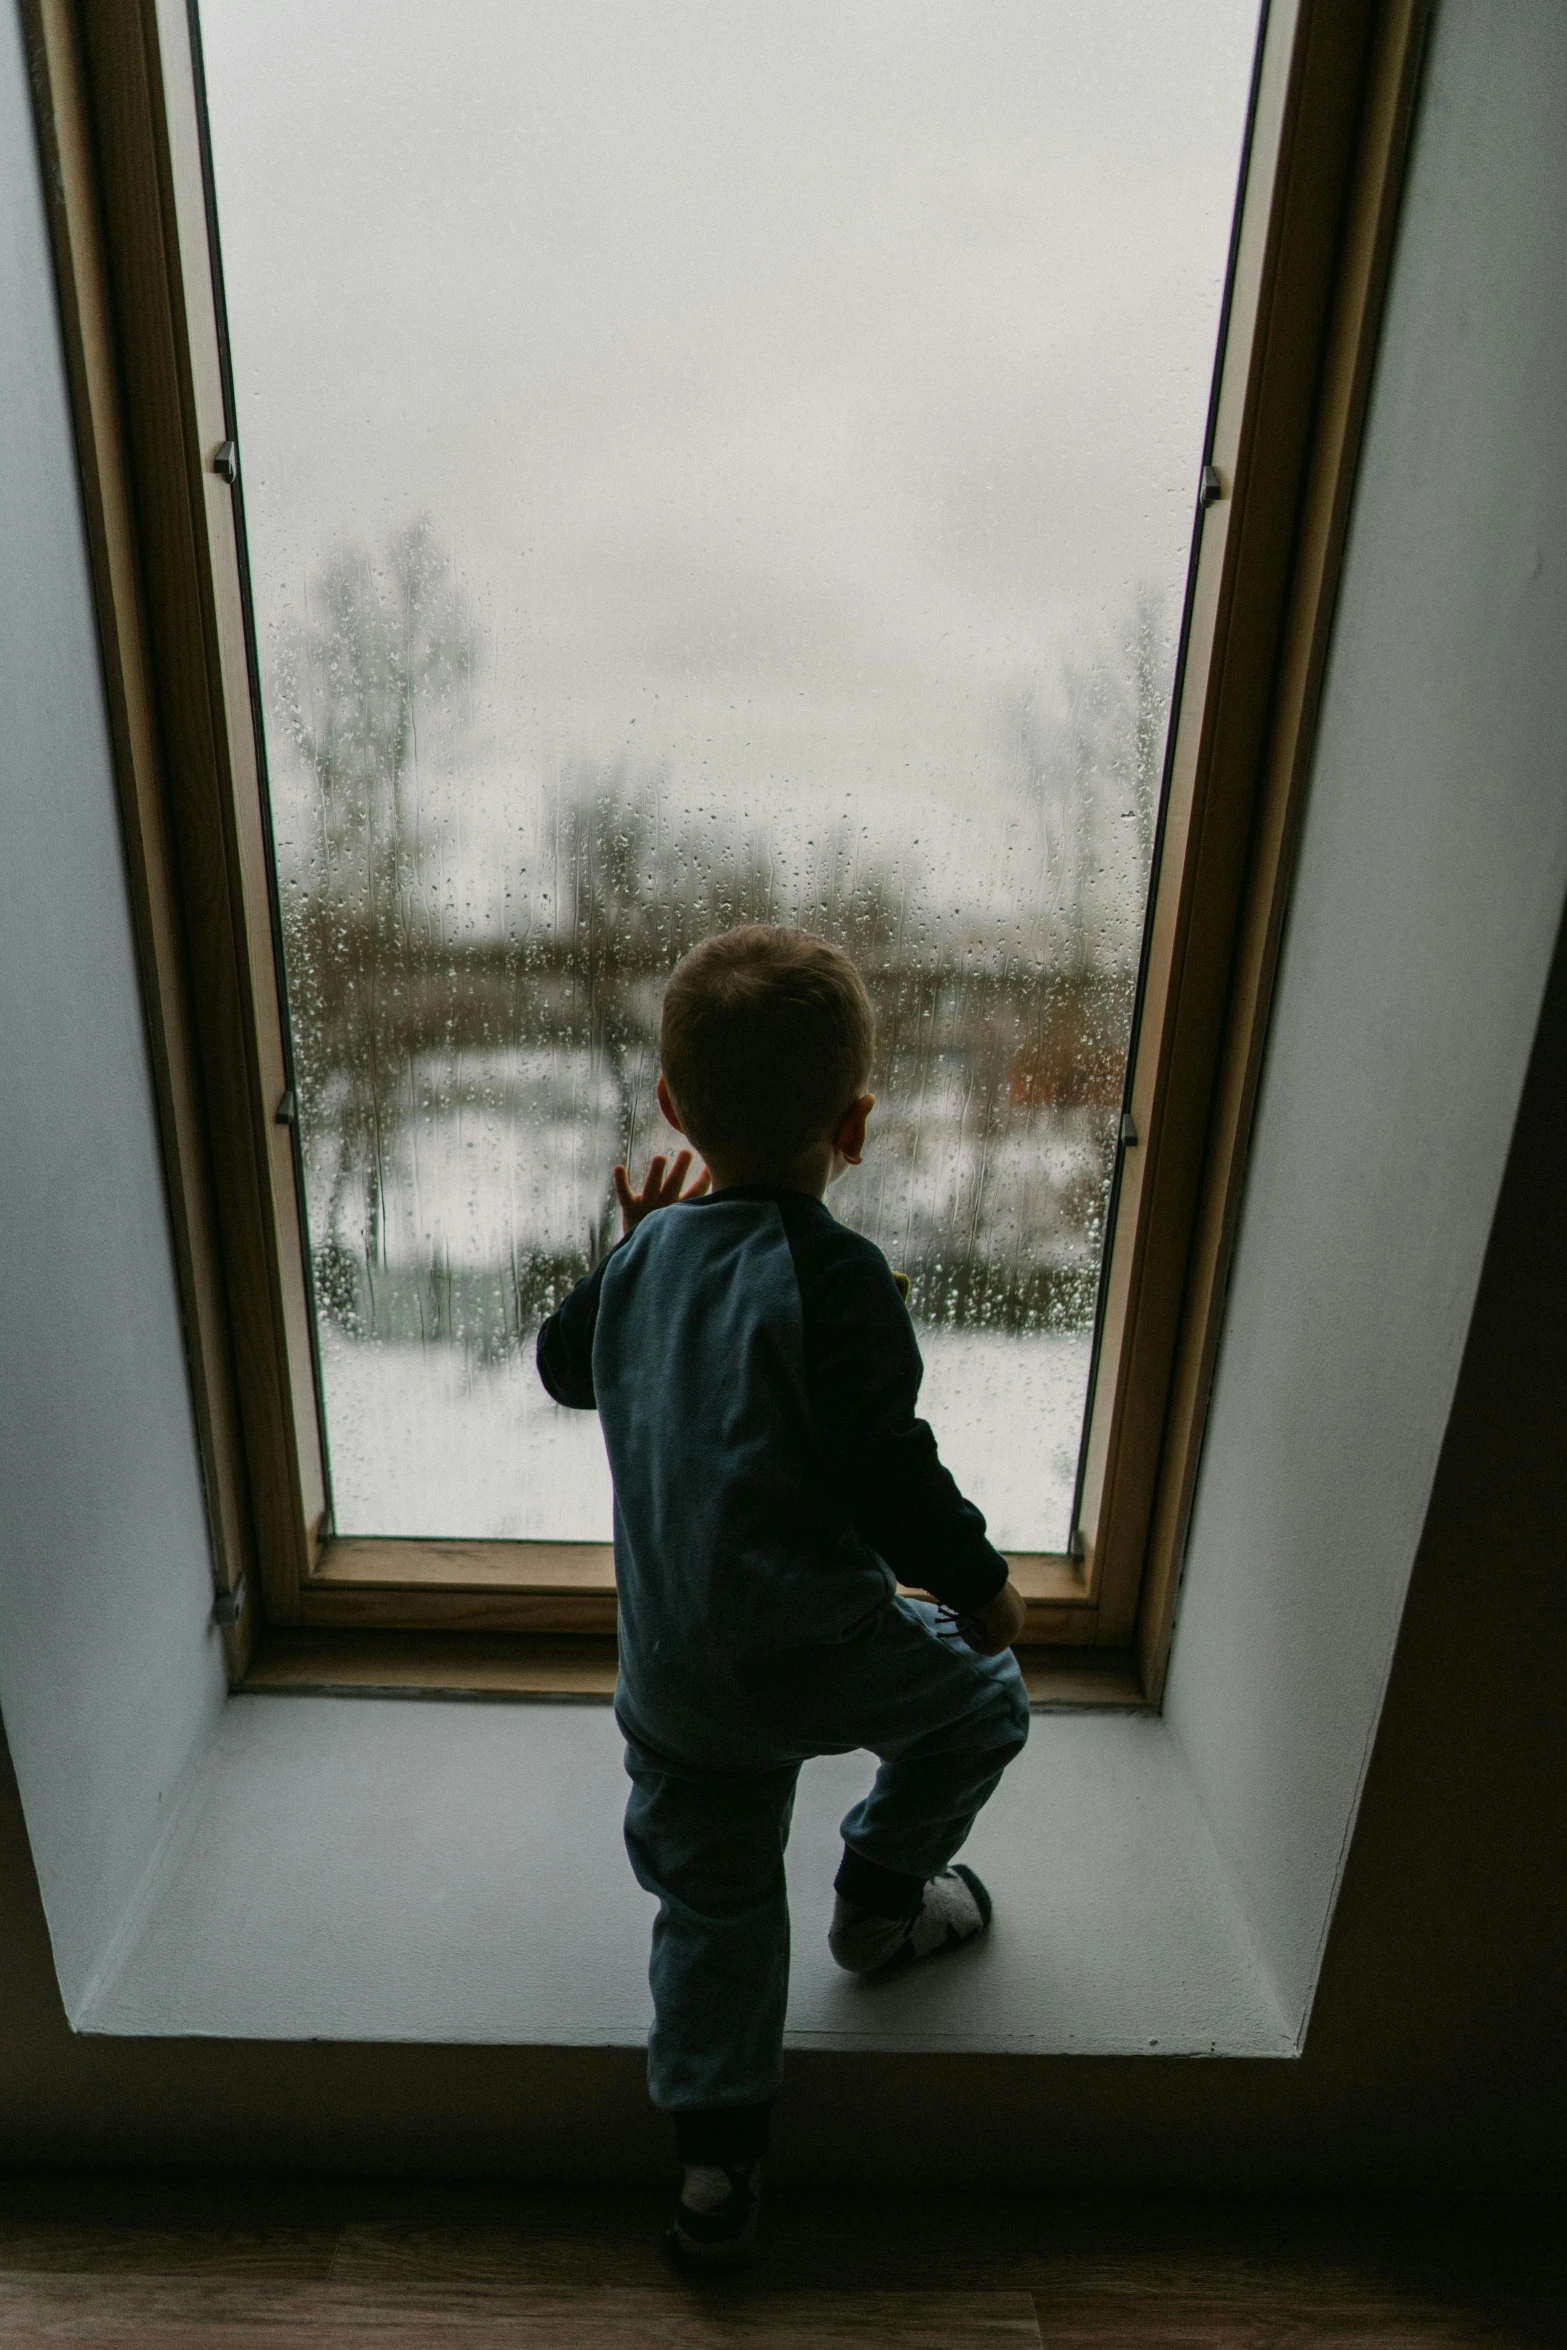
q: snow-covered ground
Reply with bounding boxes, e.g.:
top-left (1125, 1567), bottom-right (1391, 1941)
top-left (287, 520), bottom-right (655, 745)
top-left (323, 1322), bottom-right (1090, 1554)
top-left (307, 1051), bottom-right (1107, 1289)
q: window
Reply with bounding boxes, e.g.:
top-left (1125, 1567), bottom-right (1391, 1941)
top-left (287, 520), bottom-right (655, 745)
top-left (28, 0), bottom-right (1431, 1695)
top-left (198, 0), bottom-right (1259, 1571)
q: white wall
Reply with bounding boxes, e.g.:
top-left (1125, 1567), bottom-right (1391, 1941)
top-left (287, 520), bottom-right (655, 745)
top-left (0, 0), bottom-right (226, 2014)
top-left (1164, 0), bottom-right (1567, 2037)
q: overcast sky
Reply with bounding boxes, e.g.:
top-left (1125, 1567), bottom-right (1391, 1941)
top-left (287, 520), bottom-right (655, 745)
top-left (200, 0), bottom-right (1260, 934)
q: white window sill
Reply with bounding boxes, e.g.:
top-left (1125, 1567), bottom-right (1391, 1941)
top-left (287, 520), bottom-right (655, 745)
top-left (75, 1692), bottom-right (1294, 2057)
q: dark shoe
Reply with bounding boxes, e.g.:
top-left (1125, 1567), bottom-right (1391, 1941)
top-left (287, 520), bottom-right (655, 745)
top-left (664, 2160), bottom-right (761, 2267)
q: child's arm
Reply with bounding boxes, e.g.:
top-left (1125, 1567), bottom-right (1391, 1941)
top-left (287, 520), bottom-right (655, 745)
top-left (778, 1204), bottom-right (1021, 1648)
top-left (951, 1580), bottom-right (1029, 1656)
top-left (537, 1150), bottom-right (710, 1406)
top-left (535, 1254), bottom-right (608, 1408)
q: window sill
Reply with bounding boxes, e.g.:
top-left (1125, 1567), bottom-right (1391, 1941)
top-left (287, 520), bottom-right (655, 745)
top-left (243, 1629), bottom-right (1148, 1710)
top-left (74, 1691), bottom-right (1291, 2056)
top-left (299, 1540), bottom-right (1098, 1643)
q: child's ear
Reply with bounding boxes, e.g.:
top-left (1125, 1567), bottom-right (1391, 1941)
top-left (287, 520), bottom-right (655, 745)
top-left (656, 1072), bottom-right (686, 1135)
top-left (834, 1092), bottom-right (875, 1166)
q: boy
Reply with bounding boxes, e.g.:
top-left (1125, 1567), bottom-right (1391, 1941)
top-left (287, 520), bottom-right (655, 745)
top-left (536, 925), bottom-right (1029, 2263)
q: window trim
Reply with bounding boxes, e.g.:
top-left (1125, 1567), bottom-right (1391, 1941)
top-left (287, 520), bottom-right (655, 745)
top-left (24, 0), bottom-right (1430, 1693)
top-left (292, 1541), bottom-right (1088, 1644)
top-left (24, 0), bottom-right (326, 1677)
top-left (1073, 0), bottom-right (1435, 1693)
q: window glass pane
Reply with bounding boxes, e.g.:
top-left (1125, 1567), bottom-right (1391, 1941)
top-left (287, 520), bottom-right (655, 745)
top-left (199, 0), bottom-right (1260, 1550)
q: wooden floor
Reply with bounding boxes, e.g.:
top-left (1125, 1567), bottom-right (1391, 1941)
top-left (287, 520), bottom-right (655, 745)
top-left (0, 2176), bottom-right (1559, 2345)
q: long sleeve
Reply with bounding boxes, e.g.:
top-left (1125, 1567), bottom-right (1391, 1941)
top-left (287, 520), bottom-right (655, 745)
top-left (775, 1197), bottom-right (1010, 1616)
top-left (535, 1251), bottom-right (612, 1409)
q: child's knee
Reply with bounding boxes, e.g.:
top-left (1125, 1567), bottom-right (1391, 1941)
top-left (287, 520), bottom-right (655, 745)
top-left (989, 1654), bottom-right (1032, 1756)
top-left (953, 1651), bottom-right (1029, 1764)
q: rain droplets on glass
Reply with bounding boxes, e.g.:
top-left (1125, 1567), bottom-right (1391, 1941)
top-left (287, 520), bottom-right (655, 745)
top-left (199, 0), bottom-right (1262, 1546)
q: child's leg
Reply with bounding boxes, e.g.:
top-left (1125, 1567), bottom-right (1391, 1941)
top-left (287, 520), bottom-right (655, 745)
top-left (834, 1599), bottom-right (1030, 1913)
top-left (621, 1737), bottom-right (801, 2125)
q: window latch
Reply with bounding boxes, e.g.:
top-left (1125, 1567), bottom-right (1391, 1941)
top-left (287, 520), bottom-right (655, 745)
top-left (275, 1086), bottom-right (298, 1127)
top-left (212, 1573), bottom-right (246, 1628)
top-left (1199, 462), bottom-right (1223, 509)
top-left (212, 439), bottom-right (238, 484)
top-left (1120, 1110), bottom-right (1139, 1149)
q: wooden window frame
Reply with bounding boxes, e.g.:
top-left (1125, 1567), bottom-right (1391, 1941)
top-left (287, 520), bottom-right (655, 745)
top-left (24, 0), bottom-right (1431, 1698)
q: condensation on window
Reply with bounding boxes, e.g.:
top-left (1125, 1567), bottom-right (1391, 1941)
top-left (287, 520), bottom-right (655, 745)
top-left (198, 0), bottom-right (1261, 1550)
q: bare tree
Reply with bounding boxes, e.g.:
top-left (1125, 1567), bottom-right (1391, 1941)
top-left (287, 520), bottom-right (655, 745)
top-left (551, 775), bottom-right (832, 1258)
top-left (1008, 585), bottom-right (1171, 973)
top-left (275, 519), bottom-right (478, 1270)
top-left (271, 554), bottom-right (1162, 1352)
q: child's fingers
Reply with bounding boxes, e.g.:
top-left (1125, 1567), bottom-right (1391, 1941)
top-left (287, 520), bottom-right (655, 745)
top-left (614, 1150), bottom-right (708, 1227)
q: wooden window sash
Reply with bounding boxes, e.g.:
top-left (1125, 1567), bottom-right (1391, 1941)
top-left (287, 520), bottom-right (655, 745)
top-left (25, 0), bottom-right (1431, 1689)
top-left (299, 1542), bottom-right (1091, 1643)
top-left (1073, 0), bottom-right (1435, 1688)
top-left (23, 0), bottom-right (330, 1667)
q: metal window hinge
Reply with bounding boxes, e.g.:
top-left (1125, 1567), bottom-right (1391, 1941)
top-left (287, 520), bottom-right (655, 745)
top-left (1199, 462), bottom-right (1224, 509)
top-left (212, 1573), bottom-right (247, 1629)
top-left (1120, 1110), bottom-right (1139, 1149)
top-left (1067, 1528), bottom-right (1087, 1565)
top-left (212, 439), bottom-right (238, 484)
top-left (275, 1086), bottom-right (298, 1127)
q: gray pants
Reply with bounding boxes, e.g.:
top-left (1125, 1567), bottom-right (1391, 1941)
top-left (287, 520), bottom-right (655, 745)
top-left (620, 1597), bottom-right (1030, 2115)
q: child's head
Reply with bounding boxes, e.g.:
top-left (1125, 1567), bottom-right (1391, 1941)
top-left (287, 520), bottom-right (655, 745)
top-left (659, 925), bottom-right (875, 1186)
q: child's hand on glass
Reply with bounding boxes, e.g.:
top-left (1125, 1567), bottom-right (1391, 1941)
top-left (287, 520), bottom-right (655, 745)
top-left (613, 1150), bottom-right (711, 1234)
